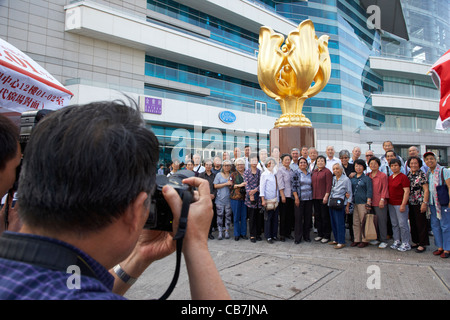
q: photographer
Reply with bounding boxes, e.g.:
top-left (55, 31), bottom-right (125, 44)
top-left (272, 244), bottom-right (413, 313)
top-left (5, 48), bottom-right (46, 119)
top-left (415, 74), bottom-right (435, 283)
top-left (0, 114), bottom-right (22, 233)
top-left (0, 100), bottom-right (230, 300)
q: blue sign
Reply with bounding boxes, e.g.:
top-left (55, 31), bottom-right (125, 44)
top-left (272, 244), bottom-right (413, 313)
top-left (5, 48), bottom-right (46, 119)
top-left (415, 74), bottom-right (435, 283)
top-left (219, 111), bottom-right (236, 124)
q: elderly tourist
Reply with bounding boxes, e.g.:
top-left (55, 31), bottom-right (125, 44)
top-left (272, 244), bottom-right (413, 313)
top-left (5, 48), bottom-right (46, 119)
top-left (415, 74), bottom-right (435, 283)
top-left (244, 153), bottom-right (262, 243)
top-left (381, 150), bottom-right (405, 176)
top-left (260, 157), bottom-right (280, 244)
top-left (339, 149), bottom-right (355, 178)
top-left (388, 158), bottom-right (411, 252)
top-left (199, 159), bottom-right (217, 240)
top-left (350, 159), bottom-right (373, 248)
top-left (312, 155), bottom-right (333, 243)
top-left (291, 156), bottom-right (313, 243)
top-left (424, 152), bottom-right (450, 258)
top-left (230, 158), bottom-right (248, 241)
top-left (277, 153), bottom-right (294, 241)
top-left (339, 149), bottom-right (356, 242)
top-left (308, 147), bottom-right (319, 172)
top-left (368, 157), bottom-right (390, 249)
top-left (213, 159), bottom-right (233, 240)
top-left (406, 156), bottom-right (429, 253)
top-left (328, 163), bottom-right (352, 249)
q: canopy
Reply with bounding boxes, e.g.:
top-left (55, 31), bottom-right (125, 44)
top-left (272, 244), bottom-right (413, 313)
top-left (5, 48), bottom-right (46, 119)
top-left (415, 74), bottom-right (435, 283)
top-left (360, 0), bottom-right (409, 41)
top-left (0, 37), bottom-right (73, 120)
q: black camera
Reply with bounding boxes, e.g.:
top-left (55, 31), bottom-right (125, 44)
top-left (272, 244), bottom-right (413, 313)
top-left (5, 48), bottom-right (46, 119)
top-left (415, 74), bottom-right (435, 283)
top-left (19, 110), bottom-right (53, 153)
top-left (144, 170), bottom-right (195, 231)
top-left (10, 110), bottom-right (53, 191)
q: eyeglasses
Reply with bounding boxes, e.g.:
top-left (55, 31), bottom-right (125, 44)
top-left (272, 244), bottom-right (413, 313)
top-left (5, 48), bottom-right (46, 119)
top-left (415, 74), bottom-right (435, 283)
top-left (365, 154), bottom-right (373, 157)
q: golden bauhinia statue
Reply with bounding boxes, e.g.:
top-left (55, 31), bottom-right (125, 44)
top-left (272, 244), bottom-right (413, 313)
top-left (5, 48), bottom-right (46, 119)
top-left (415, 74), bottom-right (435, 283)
top-left (257, 19), bottom-right (331, 127)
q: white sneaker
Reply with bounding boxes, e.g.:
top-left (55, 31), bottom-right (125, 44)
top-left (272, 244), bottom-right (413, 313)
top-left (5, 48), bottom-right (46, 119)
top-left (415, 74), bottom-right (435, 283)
top-left (321, 238), bottom-right (329, 243)
top-left (370, 240), bottom-right (380, 245)
top-left (397, 243), bottom-right (411, 252)
top-left (390, 240), bottom-right (401, 250)
top-left (378, 242), bottom-right (388, 249)
top-left (314, 236), bottom-right (322, 241)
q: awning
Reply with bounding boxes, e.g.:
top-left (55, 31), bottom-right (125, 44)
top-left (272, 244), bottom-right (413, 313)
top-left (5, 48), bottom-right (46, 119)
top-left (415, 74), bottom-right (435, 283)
top-left (0, 37), bottom-right (73, 119)
top-left (360, 0), bottom-right (409, 41)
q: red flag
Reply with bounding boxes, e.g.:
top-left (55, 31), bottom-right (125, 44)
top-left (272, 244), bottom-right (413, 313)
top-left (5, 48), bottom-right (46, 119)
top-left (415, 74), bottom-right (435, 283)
top-left (429, 49), bottom-right (450, 130)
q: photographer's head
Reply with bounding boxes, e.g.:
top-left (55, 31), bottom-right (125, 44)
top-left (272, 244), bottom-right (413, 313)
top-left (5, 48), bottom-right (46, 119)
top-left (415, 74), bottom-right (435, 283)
top-left (18, 99), bottom-right (159, 237)
top-left (0, 115), bottom-right (21, 198)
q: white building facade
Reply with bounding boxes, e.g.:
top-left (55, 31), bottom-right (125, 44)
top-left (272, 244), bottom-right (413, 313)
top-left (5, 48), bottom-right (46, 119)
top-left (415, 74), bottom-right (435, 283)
top-left (1, 0), bottom-right (449, 165)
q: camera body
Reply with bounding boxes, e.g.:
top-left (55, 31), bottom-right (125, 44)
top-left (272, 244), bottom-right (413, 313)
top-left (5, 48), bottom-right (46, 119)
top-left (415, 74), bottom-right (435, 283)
top-left (10, 110), bottom-right (53, 192)
top-left (19, 110), bottom-right (53, 153)
top-left (144, 170), bottom-right (195, 231)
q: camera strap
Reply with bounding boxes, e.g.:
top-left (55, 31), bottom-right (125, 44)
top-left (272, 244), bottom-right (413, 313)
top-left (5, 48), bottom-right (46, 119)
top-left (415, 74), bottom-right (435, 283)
top-left (158, 190), bottom-right (192, 300)
top-left (0, 231), bottom-right (99, 281)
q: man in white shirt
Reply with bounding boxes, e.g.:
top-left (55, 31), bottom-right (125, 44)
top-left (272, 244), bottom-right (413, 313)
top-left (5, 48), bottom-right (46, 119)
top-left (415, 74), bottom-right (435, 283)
top-left (325, 145), bottom-right (341, 171)
top-left (244, 145), bottom-right (251, 170)
top-left (301, 146), bottom-right (311, 163)
top-left (257, 148), bottom-right (268, 171)
top-left (290, 148), bottom-right (300, 170)
top-left (349, 146), bottom-right (361, 164)
top-left (308, 147), bottom-right (318, 172)
top-left (364, 149), bottom-right (374, 174)
top-left (380, 140), bottom-right (404, 167)
top-left (192, 153), bottom-right (205, 175)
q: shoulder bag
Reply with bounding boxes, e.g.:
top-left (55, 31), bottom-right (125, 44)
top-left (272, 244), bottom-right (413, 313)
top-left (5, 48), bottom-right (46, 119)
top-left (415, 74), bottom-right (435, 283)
top-left (329, 178), bottom-right (344, 209)
top-left (436, 168), bottom-right (449, 206)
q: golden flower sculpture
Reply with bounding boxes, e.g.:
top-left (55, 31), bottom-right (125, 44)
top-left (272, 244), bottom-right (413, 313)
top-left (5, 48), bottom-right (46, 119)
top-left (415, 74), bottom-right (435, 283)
top-left (258, 19), bottom-right (331, 127)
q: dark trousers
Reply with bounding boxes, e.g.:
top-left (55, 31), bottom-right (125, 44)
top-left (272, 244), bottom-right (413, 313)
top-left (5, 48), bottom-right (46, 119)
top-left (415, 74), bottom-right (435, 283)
top-left (209, 201), bottom-right (217, 234)
top-left (264, 208), bottom-right (278, 239)
top-left (248, 207), bottom-right (262, 239)
top-left (294, 200), bottom-right (313, 241)
top-left (409, 204), bottom-right (430, 247)
top-left (313, 199), bottom-right (331, 239)
top-left (279, 197), bottom-right (294, 237)
top-left (264, 208), bottom-right (279, 240)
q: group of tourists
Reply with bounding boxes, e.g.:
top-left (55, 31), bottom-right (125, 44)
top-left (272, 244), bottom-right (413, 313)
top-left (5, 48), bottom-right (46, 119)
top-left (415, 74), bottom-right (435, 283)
top-left (163, 142), bottom-right (450, 258)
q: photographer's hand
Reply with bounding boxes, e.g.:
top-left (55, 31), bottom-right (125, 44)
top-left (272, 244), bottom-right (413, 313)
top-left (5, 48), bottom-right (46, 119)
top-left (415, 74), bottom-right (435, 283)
top-left (111, 204), bottom-right (177, 295)
top-left (165, 177), bottom-right (230, 300)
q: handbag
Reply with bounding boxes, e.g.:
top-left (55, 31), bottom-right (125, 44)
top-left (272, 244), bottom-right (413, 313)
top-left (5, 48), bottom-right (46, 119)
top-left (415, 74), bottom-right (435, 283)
top-left (265, 198), bottom-right (278, 211)
top-left (362, 210), bottom-right (378, 241)
top-left (329, 197), bottom-right (345, 209)
top-left (329, 177), bottom-right (347, 210)
top-left (436, 168), bottom-right (449, 206)
top-left (263, 174), bottom-right (279, 211)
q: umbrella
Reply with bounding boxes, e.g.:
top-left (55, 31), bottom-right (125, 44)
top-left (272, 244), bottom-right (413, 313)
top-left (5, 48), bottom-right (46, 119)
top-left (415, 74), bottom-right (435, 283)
top-left (360, 0), bottom-right (409, 41)
top-left (0, 37), bottom-right (73, 122)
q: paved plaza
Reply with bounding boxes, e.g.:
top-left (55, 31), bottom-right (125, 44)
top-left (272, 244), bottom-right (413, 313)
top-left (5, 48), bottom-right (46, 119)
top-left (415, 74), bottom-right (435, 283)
top-left (126, 228), bottom-right (450, 301)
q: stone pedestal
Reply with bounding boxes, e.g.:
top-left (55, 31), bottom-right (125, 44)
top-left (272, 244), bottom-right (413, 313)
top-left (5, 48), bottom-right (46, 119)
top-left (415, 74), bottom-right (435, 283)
top-left (270, 127), bottom-right (316, 155)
